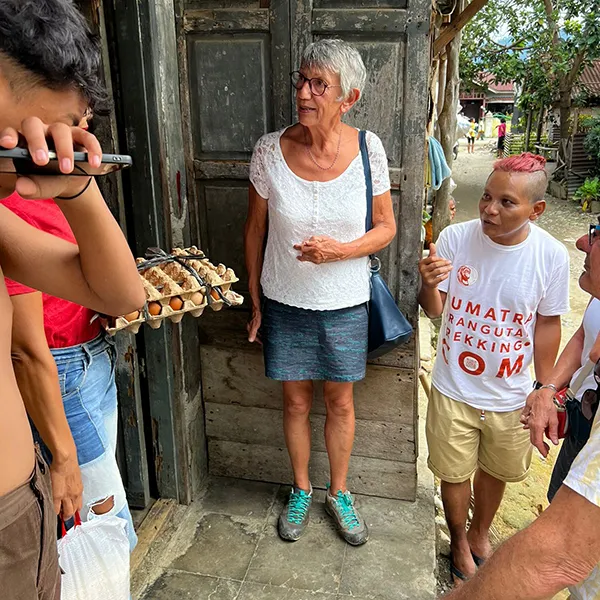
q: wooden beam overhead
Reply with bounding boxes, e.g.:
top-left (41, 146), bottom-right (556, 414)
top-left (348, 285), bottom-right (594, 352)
top-left (433, 0), bottom-right (490, 57)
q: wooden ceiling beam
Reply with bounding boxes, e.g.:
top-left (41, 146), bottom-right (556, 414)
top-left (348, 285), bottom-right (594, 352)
top-left (433, 0), bottom-right (490, 57)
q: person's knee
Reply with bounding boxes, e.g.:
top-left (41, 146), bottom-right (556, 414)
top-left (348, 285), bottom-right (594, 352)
top-left (284, 394), bottom-right (312, 417)
top-left (324, 390), bottom-right (354, 418)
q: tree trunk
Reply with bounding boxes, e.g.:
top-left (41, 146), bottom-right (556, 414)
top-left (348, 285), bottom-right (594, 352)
top-left (432, 30), bottom-right (462, 242)
top-left (558, 87), bottom-right (572, 172)
top-left (524, 109), bottom-right (533, 153)
top-left (535, 106), bottom-right (545, 148)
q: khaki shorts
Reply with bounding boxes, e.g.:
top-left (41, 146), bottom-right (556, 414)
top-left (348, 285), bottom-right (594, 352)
top-left (426, 386), bottom-right (533, 483)
top-left (0, 448), bottom-right (60, 600)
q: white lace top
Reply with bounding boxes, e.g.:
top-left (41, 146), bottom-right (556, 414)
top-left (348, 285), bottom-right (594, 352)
top-left (250, 127), bottom-right (391, 311)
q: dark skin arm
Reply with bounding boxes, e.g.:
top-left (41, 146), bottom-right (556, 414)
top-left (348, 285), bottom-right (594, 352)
top-left (10, 292), bottom-right (82, 518)
top-left (443, 485), bottom-right (600, 599)
top-left (418, 242), bottom-right (451, 318)
top-left (532, 314), bottom-right (562, 384)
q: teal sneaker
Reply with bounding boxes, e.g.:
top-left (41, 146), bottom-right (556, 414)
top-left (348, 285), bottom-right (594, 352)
top-left (278, 484), bottom-right (312, 541)
top-left (325, 487), bottom-right (369, 546)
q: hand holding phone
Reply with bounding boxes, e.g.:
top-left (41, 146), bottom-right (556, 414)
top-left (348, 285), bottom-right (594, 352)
top-left (0, 117), bottom-right (125, 200)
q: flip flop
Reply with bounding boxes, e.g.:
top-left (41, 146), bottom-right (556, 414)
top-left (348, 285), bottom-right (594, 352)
top-left (450, 555), bottom-right (469, 584)
top-left (471, 552), bottom-right (485, 567)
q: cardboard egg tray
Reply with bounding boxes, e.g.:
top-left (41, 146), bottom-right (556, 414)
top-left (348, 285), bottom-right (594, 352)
top-left (104, 246), bottom-right (242, 335)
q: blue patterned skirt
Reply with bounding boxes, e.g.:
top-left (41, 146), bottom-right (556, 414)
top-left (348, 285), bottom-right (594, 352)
top-left (262, 298), bottom-right (368, 382)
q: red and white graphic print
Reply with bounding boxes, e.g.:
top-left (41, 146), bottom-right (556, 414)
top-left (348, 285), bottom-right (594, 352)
top-left (456, 265), bottom-right (478, 287)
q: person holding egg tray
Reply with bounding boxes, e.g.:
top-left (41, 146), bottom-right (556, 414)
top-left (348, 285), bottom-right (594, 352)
top-left (244, 39), bottom-right (396, 546)
top-left (0, 2), bottom-right (145, 593)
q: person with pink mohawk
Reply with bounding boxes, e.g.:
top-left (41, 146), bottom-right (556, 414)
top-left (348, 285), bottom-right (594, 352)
top-left (419, 153), bottom-right (570, 585)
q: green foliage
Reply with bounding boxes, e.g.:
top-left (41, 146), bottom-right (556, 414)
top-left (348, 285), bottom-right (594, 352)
top-left (574, 177), bottom-right (600, 205)
top-left (460, 0), bottom-right (600, 115)
top-left (583, 117), bottom-right (600, 173)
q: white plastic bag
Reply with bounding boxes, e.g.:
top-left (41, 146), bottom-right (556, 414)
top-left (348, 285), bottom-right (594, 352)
top-left (58, 515), bottom-right (130, 600)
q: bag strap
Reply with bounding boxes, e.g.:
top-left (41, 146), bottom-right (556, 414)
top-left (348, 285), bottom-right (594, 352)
top-left (569, 359), bottom-right (596, 396)
top-left (359, 130), bottom-right (373, 233)
top-left (359, 130), bottom-right (376, 263)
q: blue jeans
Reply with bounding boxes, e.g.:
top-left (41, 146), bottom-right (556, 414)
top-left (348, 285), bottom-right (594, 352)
top-left (50, 334), bottom-right (137, 551)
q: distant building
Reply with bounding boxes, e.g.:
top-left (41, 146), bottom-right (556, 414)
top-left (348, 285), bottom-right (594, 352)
top-left (460, 75), bottom-right (516, 122)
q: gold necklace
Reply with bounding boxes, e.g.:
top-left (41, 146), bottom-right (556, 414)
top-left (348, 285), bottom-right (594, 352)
top-left (304, 126), bottom-right (343, 171)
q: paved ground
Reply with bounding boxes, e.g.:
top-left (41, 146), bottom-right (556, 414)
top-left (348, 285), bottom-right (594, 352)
top-left (434, 140), bottom-right (591, 598)
top-left (133, 475), bottom-right (437, 600)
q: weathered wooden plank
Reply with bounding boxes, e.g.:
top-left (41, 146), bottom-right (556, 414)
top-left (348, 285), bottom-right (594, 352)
top-left (370, 336), bottom-right (417, 369)
top-left (115, 334), bottom-right (151, 509)
top-left (312, 9), bottom-right (409, 33)
top-left (205, 403), bottom-right (415, 462)
top-left (183, 9), bottom-right (270, 32)
top-left (193, 160), bottom-right (403, 184)
top-left (209, 440), bottom-right (417, 500)
top-left (315, 0), bottom-right (407, 7)
top-left (194, 159), bottom-right (250, 180)
top-left (270, 0), bottom-right (292, 129)
top-left (201, 346), bottom-right (415, 423)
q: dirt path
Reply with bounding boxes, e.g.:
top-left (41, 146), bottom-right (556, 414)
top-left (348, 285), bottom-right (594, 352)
top-left (436, 142), bottom-right (591, 598)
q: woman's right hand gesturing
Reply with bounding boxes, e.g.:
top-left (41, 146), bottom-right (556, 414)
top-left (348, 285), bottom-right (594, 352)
top-left (418, 243), bottom-right (453, 289)
top-left (247, 307), bottom-right (262, 344)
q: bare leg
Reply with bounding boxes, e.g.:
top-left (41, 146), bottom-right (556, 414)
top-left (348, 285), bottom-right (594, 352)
top-left (441, 479), bottom-right (477, 584)
top-left (282, 381), bottom-right (314, 491)
top-left (467, 468), bottom-right (506, 560)
top-left (323, 381), bottom-right (355, 493)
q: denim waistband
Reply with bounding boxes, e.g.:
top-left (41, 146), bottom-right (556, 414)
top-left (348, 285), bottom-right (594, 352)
top-left (50, 333), bottom-right (113, 363)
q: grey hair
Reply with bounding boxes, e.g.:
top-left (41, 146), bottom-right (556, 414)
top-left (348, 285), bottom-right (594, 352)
top-left (301, 39), bottom-right (367, 100)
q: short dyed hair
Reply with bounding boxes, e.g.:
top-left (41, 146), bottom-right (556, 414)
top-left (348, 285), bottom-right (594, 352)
top-left (0, 0), bottom-right (107, 111)
top-left (493, 153), bottom-right (548, 202)
top-left (301, 39), bottom-right (367, 101)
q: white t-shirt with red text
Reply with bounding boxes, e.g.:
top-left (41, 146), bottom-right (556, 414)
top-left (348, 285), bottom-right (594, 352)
top-left (431, 219), bottom-right (570, 412)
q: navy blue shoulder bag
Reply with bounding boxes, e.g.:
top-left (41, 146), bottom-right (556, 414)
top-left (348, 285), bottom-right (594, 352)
top-left (359, 130), bottom-right (413, 359)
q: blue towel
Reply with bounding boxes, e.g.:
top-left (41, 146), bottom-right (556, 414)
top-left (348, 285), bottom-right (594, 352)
top-left (428, 137), bottom-right (452, 190)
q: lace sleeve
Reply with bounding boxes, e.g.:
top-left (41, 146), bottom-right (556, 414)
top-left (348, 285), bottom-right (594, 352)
top-left (249, 135), bottom-right (272, 199)
top-left (366, 131), bottom-right (391, 196)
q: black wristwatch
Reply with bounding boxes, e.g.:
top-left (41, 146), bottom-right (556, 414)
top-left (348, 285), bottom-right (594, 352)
top-left (533, 380), bottom-right (543, 390)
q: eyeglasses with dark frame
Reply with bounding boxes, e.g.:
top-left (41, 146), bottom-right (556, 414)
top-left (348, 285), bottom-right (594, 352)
top-left (589, 216), bottom-right (600, 247)
top-left (290, 71), bottom-right (341, 97)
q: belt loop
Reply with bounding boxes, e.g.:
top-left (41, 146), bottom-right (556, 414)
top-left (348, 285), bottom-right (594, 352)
top-left (82, 342), bottom-right (94, 369)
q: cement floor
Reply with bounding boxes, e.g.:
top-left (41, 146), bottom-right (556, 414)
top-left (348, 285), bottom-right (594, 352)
top-left (133, 475), bottom-right (436, 600)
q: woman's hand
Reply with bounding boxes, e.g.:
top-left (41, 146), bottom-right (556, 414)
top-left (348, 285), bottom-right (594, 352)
top-left (294, 235), bottom-right (347, 264)
top-left (247, 307), bottom-right (262, 344)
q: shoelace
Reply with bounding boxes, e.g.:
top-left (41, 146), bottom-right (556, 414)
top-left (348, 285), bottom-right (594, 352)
top-left (334, 491), bottom-right (360, 530)
top-left (287, 489), bottom-right (311, 524)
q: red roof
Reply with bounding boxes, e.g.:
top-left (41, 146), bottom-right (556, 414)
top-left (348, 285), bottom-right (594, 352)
top-left (579, 60), bottom-right (600, 96)
top-left (480, 73), bottom-right (515, 94)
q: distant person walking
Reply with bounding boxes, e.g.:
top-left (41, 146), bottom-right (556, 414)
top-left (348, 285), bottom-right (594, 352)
top-left (496, 118), bottom-right (507, 158)
top-left (466, 119), bottom-right (477, 154)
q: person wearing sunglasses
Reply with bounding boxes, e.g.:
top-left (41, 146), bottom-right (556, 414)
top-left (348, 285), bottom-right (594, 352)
top-left (244, 39), bottom-right (396, 546)
top-left (443, 222), bottom-right (600, 600)
top-left (522, 218), bottom-right (600, 503)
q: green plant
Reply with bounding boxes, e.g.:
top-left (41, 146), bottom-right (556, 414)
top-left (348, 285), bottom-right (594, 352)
top-left (583, 117), bottom-right (600, 173)
top-left (574, 177), bottom-right (600, 211)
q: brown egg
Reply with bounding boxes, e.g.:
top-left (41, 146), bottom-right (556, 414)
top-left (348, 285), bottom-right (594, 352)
top-left (123, 310), bottom-right (140, 322)
top-left (148, 302), bottom-right (162, 316)
top-left (169, 296), bottom-right (184, 311)
top-left (190, 292), bottom-right (203, 306)
top-left (210, 289), bottom-right (220, 301)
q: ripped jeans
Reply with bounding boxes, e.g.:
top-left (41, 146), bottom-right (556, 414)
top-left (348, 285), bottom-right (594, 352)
top-left (49, 334), bottom-right (137, 551)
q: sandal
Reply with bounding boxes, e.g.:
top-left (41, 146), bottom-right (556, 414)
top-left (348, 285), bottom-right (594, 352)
top-left (450, 555), bottom-right (469, 584)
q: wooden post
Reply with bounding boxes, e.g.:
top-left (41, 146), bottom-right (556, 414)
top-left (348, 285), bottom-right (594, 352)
top-left (433, 0), bottom-right (490, 57)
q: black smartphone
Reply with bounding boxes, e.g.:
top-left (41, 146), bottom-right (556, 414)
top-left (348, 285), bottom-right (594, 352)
top-left (0, 147), bottom-right (132, 177)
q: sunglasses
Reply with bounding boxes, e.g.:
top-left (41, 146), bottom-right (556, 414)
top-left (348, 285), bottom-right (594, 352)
top-left (588, 216), bottom-right (600, 246)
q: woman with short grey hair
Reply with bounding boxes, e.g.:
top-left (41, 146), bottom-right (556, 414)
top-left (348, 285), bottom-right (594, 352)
top-left (244, 39), bottom-right (396, 545)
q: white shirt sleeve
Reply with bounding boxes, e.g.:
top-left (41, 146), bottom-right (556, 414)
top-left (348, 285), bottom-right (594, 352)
top-left (249, 136), bottom-right (270, 200)
top-left (537, 248), bottom-right (571, 316)
top-left (366, 131), bottom-right (391, 196)
top-left (434, 225), bottom-right (455, 294)
top-left (564, 415), bottom-right (600, 509)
